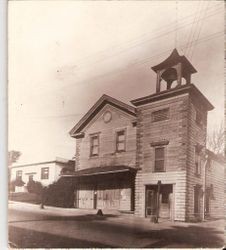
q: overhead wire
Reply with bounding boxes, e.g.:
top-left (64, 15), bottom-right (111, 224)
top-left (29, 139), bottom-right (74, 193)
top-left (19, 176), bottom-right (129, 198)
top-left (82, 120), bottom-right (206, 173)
top-left (70, 7), bottom-right (223, 72)
top-left (187, 1), bottom-right (207, 58)
top-left (185, 1), bottom-right (203, 57)
top-left (69, 3), bottom-right (222, 69)
top-left (23, 30), bottom-right (223, 120)
top-left (190, 1), bottom-right (210, 60)
top-left (61, 30), bottom-right (223, 90)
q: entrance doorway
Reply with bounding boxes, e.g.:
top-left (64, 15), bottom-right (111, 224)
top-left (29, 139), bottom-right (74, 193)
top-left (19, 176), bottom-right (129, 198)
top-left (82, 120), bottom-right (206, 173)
top-left (145, 184), bottom-right (173, 220)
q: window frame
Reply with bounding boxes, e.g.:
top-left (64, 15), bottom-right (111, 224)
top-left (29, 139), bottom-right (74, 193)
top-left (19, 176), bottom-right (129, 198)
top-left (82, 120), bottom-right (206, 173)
top-left (16, 170), bottom-right (22, 180)
top-left (90, 133), bottom-right (100, 157)
top-left (151, 108), bottom-right (169, 123)
top-left (195, 109), bottom-right (204, 128)
top-left (194, 147), bottom-right (201, 177)
top-left (41, 167), bottom-right (49, 180)
top-left (154, 146), bottom-right (166, 172)
top-left (115, 129), bottom-right (126, 153)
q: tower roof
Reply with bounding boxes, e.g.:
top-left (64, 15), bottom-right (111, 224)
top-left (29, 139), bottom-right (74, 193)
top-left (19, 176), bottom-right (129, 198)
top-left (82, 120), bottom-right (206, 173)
top-left (151, 48), bottom-right (197, 74)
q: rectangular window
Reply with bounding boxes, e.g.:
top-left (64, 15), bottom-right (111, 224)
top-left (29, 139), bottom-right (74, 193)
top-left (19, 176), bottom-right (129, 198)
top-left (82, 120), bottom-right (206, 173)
top-left (195, 148), bottom-right (201, 176)
top-left (116, 130), bottom-right (126, 152)
top-left (152, 108), bottom-right (169, 122)
top-left (195, 109), bottom-right (203, 127)
top-left (90, 135), bottom-right (99, 157)
top-left (194, 186), bottom-right (201, 214)
top-left (41, 167), bottom-right (49, 180)
top-left (16, 170), bottom-right (22, 180)
top-left (28, 175), bottom-right (33, 181)
top-left (154, 147), bottom-right (165, 172)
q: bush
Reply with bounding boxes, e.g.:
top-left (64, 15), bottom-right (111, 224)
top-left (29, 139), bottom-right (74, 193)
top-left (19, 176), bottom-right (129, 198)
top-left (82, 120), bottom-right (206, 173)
top-left (27, 180), bottom-right (43, 194)
top-left (44, 177), bottom-right (75, 208)
top-left (9, 178), bottom-right (25, 192)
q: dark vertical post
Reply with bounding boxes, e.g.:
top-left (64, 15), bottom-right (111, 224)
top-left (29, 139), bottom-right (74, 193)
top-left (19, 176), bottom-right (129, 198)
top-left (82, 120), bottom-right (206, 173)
top-left (156, 71), bottom-right (161, 93)
top-left (156, 180), bottom-right (161, 223)
top-left (176, 63), bottom-right (182, 86)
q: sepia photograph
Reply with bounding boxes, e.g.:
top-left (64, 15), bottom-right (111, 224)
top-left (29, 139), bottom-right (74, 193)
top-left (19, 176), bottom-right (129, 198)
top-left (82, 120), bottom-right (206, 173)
top-left (8, 0), bottom-right (225, 248)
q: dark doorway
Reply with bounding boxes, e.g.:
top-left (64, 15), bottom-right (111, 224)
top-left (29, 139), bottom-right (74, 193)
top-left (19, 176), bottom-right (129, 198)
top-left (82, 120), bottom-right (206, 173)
top-left (145, 184), bottom-right (173, 220)
top-left (93, 189), bottom-right (97, 209)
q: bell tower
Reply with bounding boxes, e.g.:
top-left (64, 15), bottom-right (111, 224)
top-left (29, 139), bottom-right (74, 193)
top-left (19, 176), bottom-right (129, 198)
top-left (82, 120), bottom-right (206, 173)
top-left (151, 49), bottom-right (197, 93)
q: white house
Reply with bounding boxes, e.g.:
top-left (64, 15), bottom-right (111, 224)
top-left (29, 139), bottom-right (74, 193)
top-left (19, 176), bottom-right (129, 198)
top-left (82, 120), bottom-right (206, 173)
top-left (10, 157), bottom-right (75, 192)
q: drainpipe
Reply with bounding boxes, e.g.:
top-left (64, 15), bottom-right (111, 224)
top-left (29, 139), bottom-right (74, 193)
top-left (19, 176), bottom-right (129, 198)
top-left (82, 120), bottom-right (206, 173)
top-left (202, 154), bottom-right (209, 221)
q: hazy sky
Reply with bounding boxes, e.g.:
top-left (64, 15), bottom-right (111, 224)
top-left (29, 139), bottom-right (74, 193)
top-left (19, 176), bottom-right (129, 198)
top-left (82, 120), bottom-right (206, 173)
top-left (8, 1), bottom-right (224, 164)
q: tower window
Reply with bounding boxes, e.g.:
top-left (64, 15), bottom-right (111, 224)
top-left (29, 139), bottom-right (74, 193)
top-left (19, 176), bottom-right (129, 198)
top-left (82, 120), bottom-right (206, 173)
top-left (154, 147), bottom-right (165, 172)
top-left (195, 109), bottom-right (203, 127)
top-left (152, 108), bottom-right (169, 122)
top-left (195, 147), bottom-right (201, 176)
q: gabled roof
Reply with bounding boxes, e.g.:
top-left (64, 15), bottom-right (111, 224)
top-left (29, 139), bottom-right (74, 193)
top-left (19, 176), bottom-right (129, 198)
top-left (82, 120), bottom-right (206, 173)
top-left (69, 94), bottom-right (137, 137)
top-left (151, 48), bottom-right (197, 74)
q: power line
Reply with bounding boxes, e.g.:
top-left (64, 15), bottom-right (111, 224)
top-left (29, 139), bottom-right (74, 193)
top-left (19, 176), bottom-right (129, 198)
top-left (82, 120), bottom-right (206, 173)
top-left (61, 30), bottom-right (223, 90)
top-left (185, 1), bottom-right (203, 57)
top-left (19, 30), bottom-right (223, 121)
top-left (190, 1), bottom-right (210, 60)
top-left (70, 4), bottom-right (222, 69)
top-left (70, 7), bottom-right (223, 72)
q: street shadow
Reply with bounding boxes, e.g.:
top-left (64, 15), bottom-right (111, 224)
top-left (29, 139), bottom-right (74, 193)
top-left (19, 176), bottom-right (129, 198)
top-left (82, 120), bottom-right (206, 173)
top-left (8, 225), bottom-right (116, 248)
top-left (139, 225), bottom-right (224, 248)
top-left (9, 211), bottom-right (225, 248)
top-left (8, 213), bottom-right (119, 224)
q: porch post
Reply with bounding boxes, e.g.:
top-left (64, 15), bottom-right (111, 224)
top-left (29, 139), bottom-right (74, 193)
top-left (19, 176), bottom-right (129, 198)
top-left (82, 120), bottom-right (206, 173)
top-left (156, 180), bottom-right (161, 222)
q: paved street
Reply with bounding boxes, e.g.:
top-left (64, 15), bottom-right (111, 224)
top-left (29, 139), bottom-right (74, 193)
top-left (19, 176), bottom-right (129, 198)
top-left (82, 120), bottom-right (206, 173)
top-left (8, 201), bottom-right (225, 248)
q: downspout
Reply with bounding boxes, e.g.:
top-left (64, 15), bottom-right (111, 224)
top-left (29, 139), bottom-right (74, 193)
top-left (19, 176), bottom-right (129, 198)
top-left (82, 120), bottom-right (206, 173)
top-left (202, 154), bottom-right (209, 221)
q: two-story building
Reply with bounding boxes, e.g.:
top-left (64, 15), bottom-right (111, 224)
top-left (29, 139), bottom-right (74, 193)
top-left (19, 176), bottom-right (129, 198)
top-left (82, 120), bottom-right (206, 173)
top-left (10, 157), bottom-right (75, 192)
top-left (67, 49), bottom-right (224, 221)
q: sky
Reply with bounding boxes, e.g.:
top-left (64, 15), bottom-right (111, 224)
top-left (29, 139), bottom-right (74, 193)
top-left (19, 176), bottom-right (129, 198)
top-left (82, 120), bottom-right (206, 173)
top-left (8, 1), bottom-right (224, 165)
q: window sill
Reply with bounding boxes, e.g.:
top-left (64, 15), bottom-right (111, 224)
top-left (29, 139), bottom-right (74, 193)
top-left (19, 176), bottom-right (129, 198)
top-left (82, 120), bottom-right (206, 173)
top-left (89, 155), bottom-right (99, 159)
top-left (116, 150), bottom-right (126, 154)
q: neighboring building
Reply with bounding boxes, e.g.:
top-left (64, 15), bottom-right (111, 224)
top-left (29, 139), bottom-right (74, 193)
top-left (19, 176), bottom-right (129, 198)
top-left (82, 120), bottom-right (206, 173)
top-left (67, 49), bottom-right (224, 221)
top-left (10, 158), bottom-right (75, 192)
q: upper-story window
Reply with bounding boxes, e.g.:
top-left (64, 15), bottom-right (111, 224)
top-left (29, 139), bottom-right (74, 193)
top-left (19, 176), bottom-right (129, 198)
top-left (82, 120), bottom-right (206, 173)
top-left (41, 167), bottom-right (49, 180)
top-left (154, 147), bottom-right (165, 172)
top-left (90, 134), bottom-right (99, 157)
top-left (152, 108), bottom-right (169, 122)
top-left (116, 130), bottom-right (126, 152)
top-left (195, 147), bottom-right (201, 176)
top-left (16, 170), bottom-right (22, 180)
top-left (195, 109), bottom-right (204, 127)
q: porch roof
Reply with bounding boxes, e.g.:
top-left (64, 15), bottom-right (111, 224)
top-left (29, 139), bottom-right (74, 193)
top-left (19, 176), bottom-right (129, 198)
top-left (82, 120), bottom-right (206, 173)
top-left (61, 165), bottom-right (137, 177)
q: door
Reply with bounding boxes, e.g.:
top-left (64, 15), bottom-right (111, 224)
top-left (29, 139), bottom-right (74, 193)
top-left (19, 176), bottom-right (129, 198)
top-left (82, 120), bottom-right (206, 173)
top-left (93, 189), bottom-right (97, 209)
top-left (145, 189), bottom-right (157, 217)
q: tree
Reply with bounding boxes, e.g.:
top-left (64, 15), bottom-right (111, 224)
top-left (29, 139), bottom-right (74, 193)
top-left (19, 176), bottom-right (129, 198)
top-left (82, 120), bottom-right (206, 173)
top-left (8, 150), bottom-right (21, 166)
top-left (8, 150), bottom-right (22, 192)
top-left (207, 121), bottom-right (224, 156)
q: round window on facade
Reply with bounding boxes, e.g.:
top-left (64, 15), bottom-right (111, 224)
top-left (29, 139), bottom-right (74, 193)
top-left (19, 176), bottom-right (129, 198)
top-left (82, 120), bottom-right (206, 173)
top-left (103, 111), bottom-right (112, 123)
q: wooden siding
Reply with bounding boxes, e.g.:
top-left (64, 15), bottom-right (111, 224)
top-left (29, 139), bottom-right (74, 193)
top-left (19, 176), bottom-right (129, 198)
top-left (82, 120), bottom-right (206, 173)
top-left (76, 104), bottom-right (136, 170)
top-left (135, 94), bottom-right (189, 220)
top-left (135, 171), bottom-right (186, 221)
top-left (136, 95), bottom-right (189, 174)
top-left (205, 160), bottom-right (224, 218)
top-left (185, 99), bottom-right (207, 221)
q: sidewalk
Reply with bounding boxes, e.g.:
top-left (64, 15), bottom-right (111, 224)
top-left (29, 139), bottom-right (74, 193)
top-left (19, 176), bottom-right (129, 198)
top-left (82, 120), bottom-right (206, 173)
top-left (9, 201), bottom-right (225, 248)
top-left (8, 200), bottom-right (223, 230)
